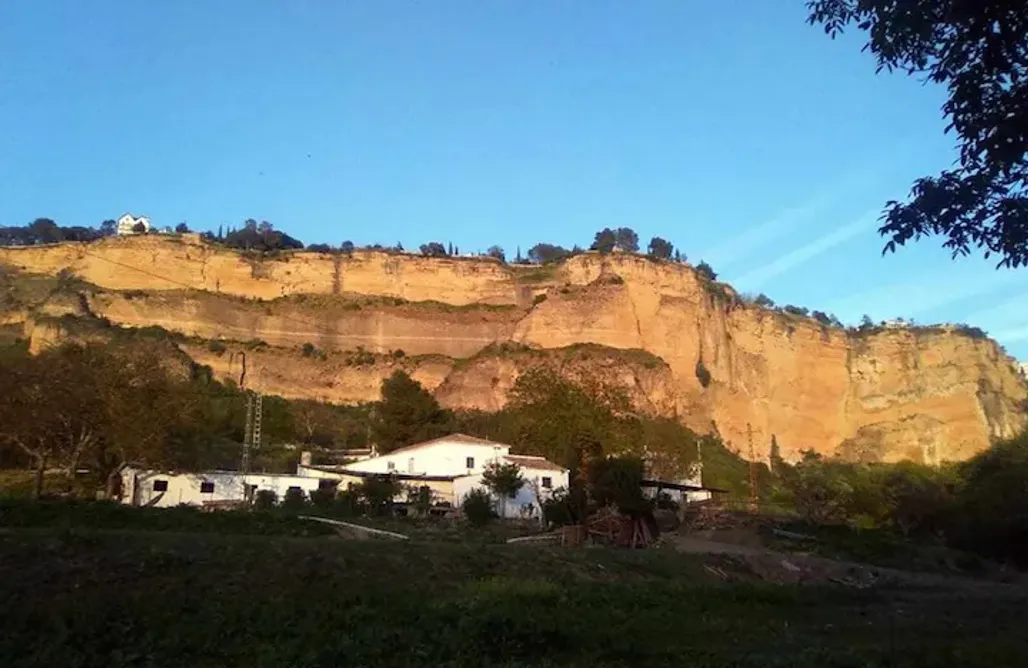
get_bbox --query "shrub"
[282,487,308,511]
[302,342,317,357]
[254,489,278,510]
[532,293,548,305]
[207,340,227,355]
[541,488,578,527]
[333,485,365,517]
[309,486,337,509]
[463,487,495,527]
[406,485,433,516]
[356,475,401,516]
[695,359,712,388]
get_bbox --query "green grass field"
[2,503,1028,667]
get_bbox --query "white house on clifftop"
[116,213,151,235]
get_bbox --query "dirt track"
[669,534,1028,596]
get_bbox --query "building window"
[466,457,475,469]
[200,481,215,494]
[287,486,302,494]
[541,477,552,489]
[387,461,396,472]
[152,480,168,492]
[408,458,415,473]
[318,479,337,490]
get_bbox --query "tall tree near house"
[100,219,117,236]
[807,1,1028,267]
[175,222,190,233]
[482,461,525,519]
[370,370,454,453]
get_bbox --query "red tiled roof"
[503,455,566,472]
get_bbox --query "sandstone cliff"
[1,235,1024,463]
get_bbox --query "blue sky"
[1,1,1026,358]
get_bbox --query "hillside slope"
[2,235,1025,462]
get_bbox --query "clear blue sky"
[2,1,1026,358]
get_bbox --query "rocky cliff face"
[2,235,1024,462]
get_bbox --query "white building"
[119,467,328,509]
[116,213,151,236]
[118,434,569,519]
[298,433,569,518]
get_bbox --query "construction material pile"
[581,506,660,548]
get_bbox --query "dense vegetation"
[807,0,1028,267]
[0,341,374,496]
[764,439,1028,569]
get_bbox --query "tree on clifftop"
[527,243,571,264]
[486,245,506,262]
[614,227,639,253]
[591,228,617,254]
[419,242,447,257]
[370,371,454,453]
[694,261,717,281]
[807,0,1028,267]
[647,236,674,260]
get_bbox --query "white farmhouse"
[119,467,329,509]
[298,433,569,518]
[116,213,151,235]
[118,433,568,519]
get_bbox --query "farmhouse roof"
[503,455,565,472]
[386,433,508,455]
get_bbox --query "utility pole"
[747,423,759,512]
[237,351,262,476]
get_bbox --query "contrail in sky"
[729,209,879,291]
[700,143,916,271]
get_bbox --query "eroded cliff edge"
[2,234,1024,463]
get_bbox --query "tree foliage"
[694,261,717,281]
[0,343,207,497]
[590,228,617,254]
[527,243,572,264]
[647,236,674,260]
[482,461,525,517]
[462,487,495,526]
[370,370,454,453]
[0,218,106,246]
[807,0,1028,267]
[222,219,303,252]
[486,245,506,262]
[614,227,639,253]
[420,242,447,257]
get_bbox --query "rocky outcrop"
[2,235,1024,463]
